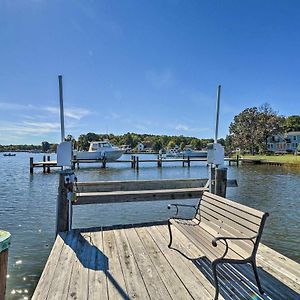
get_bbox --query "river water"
[0,152,299,299]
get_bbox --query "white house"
[267,131,300,153]
[137,142,145,152]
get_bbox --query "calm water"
[0,152,300,299]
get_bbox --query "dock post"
[72,155,76,170]
[47,155,51,173]
[102,157,107,168]
[0,230,11,300]
[157,155,162,168]
[30,157,34,174]
[182,155,185,167]
[136,156,139,171]
[236,154,240,167]
[43,155,46,173]
[56,173,69,234]
[133,156,136,169]
[215,167,227,197]
[187,156,190,167]
[209,166,215,193]
[131,155,134,168]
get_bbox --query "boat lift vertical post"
[214,85,221,143]
[58,75,65,143]
[209,85,221,193]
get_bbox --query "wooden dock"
[32,222,300,300]
[29,155,240,173]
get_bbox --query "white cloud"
[175,123,209,133]
[146,69,175,88]
[175,124,189,131]
[45,106,91,120]
[0,121,60,138]
[0,102,34,110]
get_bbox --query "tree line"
[72,133,218,151]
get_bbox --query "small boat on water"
[73,141,124,161]
[3,153,16,157]
[166,148,181,158]
[182,147,207,157]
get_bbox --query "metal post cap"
[0,230,11,253]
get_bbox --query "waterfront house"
[137,142,145,151]
[267,131,300,153]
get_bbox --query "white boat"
[166,148,181,157]
[182,148,207,157]
[73,141,124,161]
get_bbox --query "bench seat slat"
[199,217,254,255]
[171,219,250,261]
[200,201,260,234]
[201,195,262,226]
[199,205,258,238]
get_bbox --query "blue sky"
[1,0,300,144]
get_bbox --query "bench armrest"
[168,204,197,218]
[212,235,257,259]
[212,235,257,246]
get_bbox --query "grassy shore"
[242,154,300,164]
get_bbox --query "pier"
[31,175,300,299]
[29,155,240,173]
[32,223,300,300]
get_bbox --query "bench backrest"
[196,192,269,256]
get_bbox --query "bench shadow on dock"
[32,222,300,300]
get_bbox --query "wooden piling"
[182,155,185,167]
[136,156,139,171]
[187,156,190,167]
[56,173,69,234]
[102,157,107,168]
[215,167,227,197]
[133,156,136,169]
[43,156,46,173]
[0,230,11,300]
[209,166,215,193]
[236,154,240,167]
[72,155,76,170]
[47,156,51,173]
[157,155,162,168]
[131,155,134,168]
[30,157,34,174]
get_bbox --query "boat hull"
[74,150,124,162]
[182,151,207,158]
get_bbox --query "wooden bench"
[167,191,269,300]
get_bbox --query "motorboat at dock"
[73,141,124,162]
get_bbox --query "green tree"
[257,103,284,153]
[190,139,203,150]
[41,141,50,152]
[167,140,176,149]
[228,104,283,154]
[179,142,186,150]
[152,140,163,151]
[284,115,300,132]
[229,107,260,154]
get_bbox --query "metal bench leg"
[251,260,264,294]
[167,220,173,248]
[212,261,220,300]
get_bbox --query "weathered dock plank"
[33,223,300,300]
